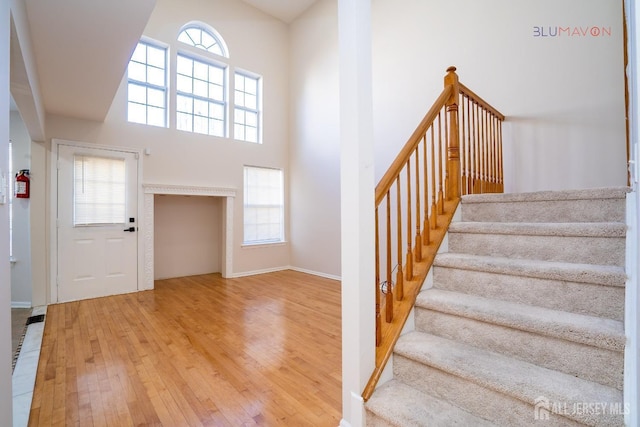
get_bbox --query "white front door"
[56,144,139,302]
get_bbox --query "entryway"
[53,140,142,302]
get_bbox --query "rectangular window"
[243,166,284,244]
[74,155,126,226]
[234,72,260,143]
[176,54,226,137]
[127,41,167,127]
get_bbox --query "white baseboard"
[227,266,342,281]
[289,266,341,281]
[226,266,290,278]
[11,301,31,309]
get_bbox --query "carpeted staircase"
[365,187,629,426]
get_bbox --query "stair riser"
[448,233,625,266]
[415,308,623,390]
[461,199,626,223]
[394,355,588,426]
[433,266,625,321]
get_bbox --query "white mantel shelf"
[143,183,237,198]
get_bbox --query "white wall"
[153,195,222,279]
[288,0,627,281]
[8,0,46,142]
[371,0,626,193]
[289,0,341,278]
[29,140,47,306]
[290,1,629,425]
[10,0,48,307]
[10,111,32,306]
[624,0,639,423]
[1,0,13,423]
[42,0,291,283]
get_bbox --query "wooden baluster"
[430,125,438,229]
[405,162,413,280]
[466,96,472,195]
[444,110,449,198]
[414,147,422,262]
[460,93,467,196]
[492,114,498,192]
[468,98,474,194]
[485,112,490,192]
[375,206,381,346]
[478,107,483,192]
[437,112,445,214]
[498,119,504,192]
[487,111,496,193]
[478,106,487,193]
[445,66,460,201]
[473,102,481,194]
[422,134,430,245]
[486,110,491,192]
[385,191,393,322]
[484,109,489,192]
[395,177,404,301]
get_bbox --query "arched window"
[129,22,262,143]
[178,24,228,58]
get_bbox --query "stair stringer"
[371,202,463,395]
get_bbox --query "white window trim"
[175,52,228,137]
[178,21,229,58]
[127,38,169,127]
[243,165,285,245]
[234,70,262,144]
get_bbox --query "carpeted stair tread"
[434,253,626,288]
[460,188,629,223]
[461,187,630,204]
[416,289,624,352]
[395,332,623,426]
[448,221,627,237]
[365,379,496,426]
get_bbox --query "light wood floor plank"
[29,270,342,426]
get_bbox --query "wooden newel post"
[445,66,460,201]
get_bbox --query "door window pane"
[74,155,126,225]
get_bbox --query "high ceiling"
[21,0,156,122]
[12,0,317,127]
[240,0,317,23]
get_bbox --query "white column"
[338,0,375,426]
[0,0,13,424]
[624,1,640,424]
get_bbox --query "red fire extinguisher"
[15,169,30,199]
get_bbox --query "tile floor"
[11,308,30,367]
[11,306,46,427]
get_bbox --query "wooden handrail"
[375,87,452,206]
[363,66,505,401]
[459,82,505,121]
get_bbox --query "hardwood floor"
[28,270,342,426]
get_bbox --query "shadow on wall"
[504,112,627,192]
